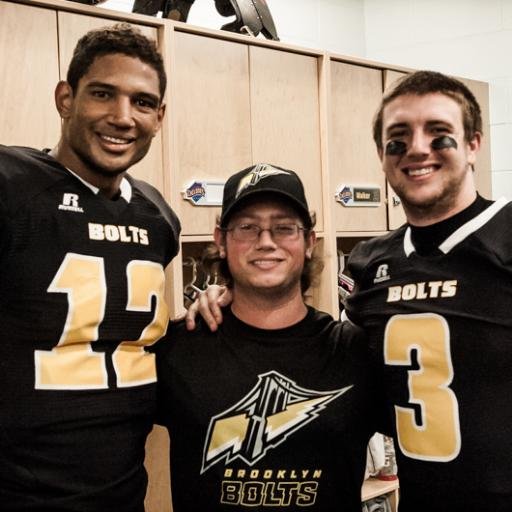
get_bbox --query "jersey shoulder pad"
[474,199,512,264]
[347,226,406,278]
[127,175,181,235]
[127,175,181,261]
[0,145,69,211]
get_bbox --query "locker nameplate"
[182,180,225,206]
[335,184,381,207]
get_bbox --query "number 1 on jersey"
[384,313,461,462]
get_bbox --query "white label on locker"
[335,184,381,207]
[182,181,225,206]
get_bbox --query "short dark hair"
[202,211,323,297]
[67,23,166,101]
[373,70,482,150]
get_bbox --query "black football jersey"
[0,146,180,511]
[346,198,512,512]
[154,307,382,511]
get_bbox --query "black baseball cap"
[220,163,312,228]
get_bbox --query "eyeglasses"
[223,223,307,242]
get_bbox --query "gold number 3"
[384,313,461,461]
[34,253,168,390]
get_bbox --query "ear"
[467,131,482,166]
[153,102,166,136]
[214,227,226,258]
[305,230,316,259]
[54,81,74,119]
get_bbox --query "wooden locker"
[0,1,60,148]
[458,77,492,199]
[249,46,324,232]
[330,61,387,233]
[172,31,252,236]
[383,69,408,231]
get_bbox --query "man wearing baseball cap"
[154,164,381,511]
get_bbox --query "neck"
[406,175,477,227]
[231,287,307,329]
[49,143,123,199]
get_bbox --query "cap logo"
[235,164,289,198]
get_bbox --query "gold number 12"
[35,252,167,390]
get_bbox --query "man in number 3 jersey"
[0,24,180,511]
[345,71,512,511]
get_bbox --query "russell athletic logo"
[373,263,390,283]
[201,371,351,473]
[58,193,84,213]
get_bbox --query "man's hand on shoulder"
[182,285,232,332]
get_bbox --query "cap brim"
[220,188,311,228]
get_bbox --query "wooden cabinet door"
[0,2,60,148]
[330,61,386,232]
[383,69,408,230]
[249,46,324,231]
[173,31,252,235]
[57,12,163,190]
[458,77,492,199]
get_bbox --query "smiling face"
[214,199,315,302]
[380,92,481,226]
[54,53,164,194]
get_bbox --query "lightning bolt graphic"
[201,371,352,473]
[265,392,350,441]
[205,414,250,461]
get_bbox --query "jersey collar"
[404,197,510,256]
[65,167,132,203]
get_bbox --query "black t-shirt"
[347,196,512,512]
[155,306,382,511]
[0,145,180,512]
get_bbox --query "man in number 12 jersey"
[0,24,180,511]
